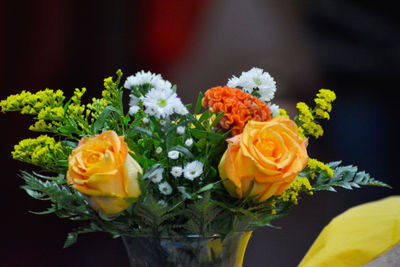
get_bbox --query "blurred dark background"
[0,1,398,266]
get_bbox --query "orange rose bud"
[67,131,142,214]
[219,117,309,202]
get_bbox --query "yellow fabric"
[299,196,400,267]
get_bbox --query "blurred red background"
[1,1,398,266]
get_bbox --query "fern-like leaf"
[312,163,391,191]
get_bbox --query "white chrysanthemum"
[183,160,204,181]
[227,67,277,102]
[184,138,193,147]
[128,95,141,115]
[173,101,189,116]
[176,126,185,135]
[168,150,180,160]
[124,70,164,89]
[153,79,172,91]
[268,103,280,117]
[129,95,139,106]
[142,87,187,119]
[148,168,164,183]
[142,117,149,124]
[170,166,183,177]
[129,106,140,115]
[159,181,173,195]
[156,147,163,154]
[227,75,241,88]
[177,186,192,200]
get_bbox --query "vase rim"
[122,231,252,239]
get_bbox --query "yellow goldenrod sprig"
[314,89,336,120]
[296,89,336,139]
[0,89,65,115]
[102,69,123,104]
[276,108,289,119]
[306,158,334,179]
[12,135,72,170]
[270,177,313,214]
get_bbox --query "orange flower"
[202,86,272,135]
[67,131,142,214]
[219,117,309,202]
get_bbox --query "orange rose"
[67,131,142,214]
[219,117,308,202]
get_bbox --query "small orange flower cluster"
[202,86,272,135]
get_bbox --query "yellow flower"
[296,89,336,139]
[67,131,142,214]
[12,135,70,168]
[0,89,64,115]
[296,102,324,138]
[307,158,334,178]
[219,117,309,202]
[277,108,289,119]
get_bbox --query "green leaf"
[198,110,213,123]
[63,98,73,114]
[164,118,196,137]
[64,232,78,248]
[23,188,48,200]
[57,125,82,135]
[93,106,121,133]
[127,126,156,139]
[61,140,78,148]
[190,128,224,141]
[211,112,224,128]
[29,206,56,215]
[170,145,194,159]
[123,197,140,204]
[195,92,203,115]
[141,164,163,180]
[312,163,391,191]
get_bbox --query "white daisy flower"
[142,87,187,119]
[227,75,241,88]
[168,150,180,160]
[177,186,192,200]
[160,119,166,126]
[145,105,158,117]
[124,70,164,89]
[173,101,189,116]
[183,161,204,181]
[153,79,172,91]
[155,147,163,154]
[227,67,277,102]
[176,126,185,135]
[147,168,164,183]
[129,95,139,106]
[159,181,173,195]
[128,95,141,115]
[142,117,149,124]
[185,138,193,147]
[170,166,183,177]
[129,106,140,115]
[268,103,280,117]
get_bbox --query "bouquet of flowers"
[1,68,389,252]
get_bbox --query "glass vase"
[122,232,252,267]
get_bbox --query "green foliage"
[20,171,91,220]
[312,161,391,192]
